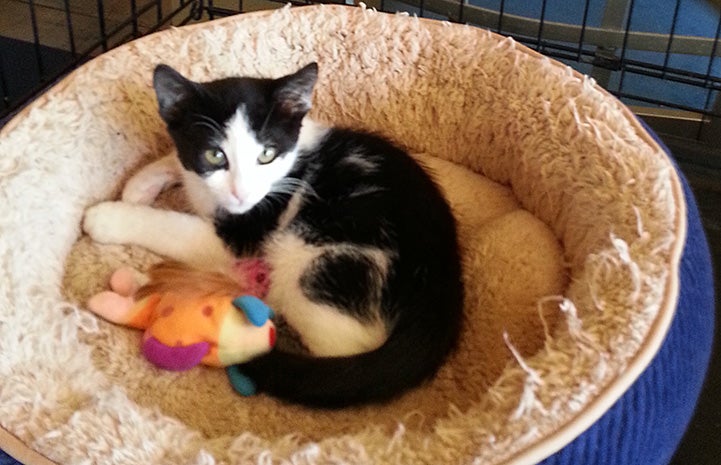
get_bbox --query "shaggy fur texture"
[0,5,683,465]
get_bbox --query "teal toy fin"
[226,365,257,396]
[232,295,274,327]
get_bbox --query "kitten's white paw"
[83,201,136,245]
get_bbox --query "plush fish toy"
[87,259,275,396]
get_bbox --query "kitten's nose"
[231,185,248,203]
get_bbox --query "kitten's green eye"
[257,146,278,165]
[203,148,227,167]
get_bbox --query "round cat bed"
[0,5,714,465]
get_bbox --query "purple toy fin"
[142,336,209,371]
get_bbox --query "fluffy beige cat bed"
[0,5,685,465]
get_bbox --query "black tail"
[239,307,462,408]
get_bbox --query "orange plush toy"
[87,259,276,379]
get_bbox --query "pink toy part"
[230,258,271,298]
[86,291,136,325]
[109,267,142,296]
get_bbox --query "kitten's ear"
[153,64,196,123]
[273,62,318,116]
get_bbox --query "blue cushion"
[0,449,19,465]
[541,126,715,465]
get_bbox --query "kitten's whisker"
[272,177,318,199]
[257,192,287,215]
[259,103,277,135]
[192,120,222,138]
[270,182,297,195]
[191,113,225,139]
[195,113,223,132]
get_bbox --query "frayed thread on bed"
[504,331,547,420]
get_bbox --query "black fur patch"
[214,194,291,255]
[300,250,384,321]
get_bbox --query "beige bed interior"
[0,5,684,465]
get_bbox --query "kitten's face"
[152,64,318,216]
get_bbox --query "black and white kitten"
[83,63,463,407]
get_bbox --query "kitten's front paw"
[83,201,135,245]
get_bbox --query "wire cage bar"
[0,0,203,123]
[1,0,720,149]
